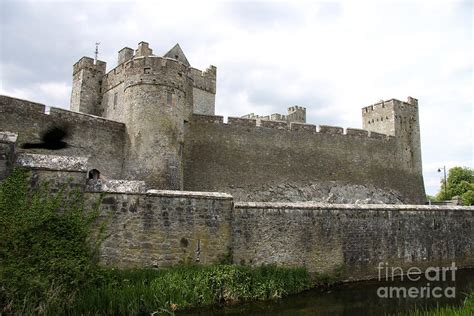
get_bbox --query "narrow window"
[113,92,118,109]
[167,92,173,106]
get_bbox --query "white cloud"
[38,82,70,104]
[0,81,71,109]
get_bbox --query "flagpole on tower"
[94,42,100,64]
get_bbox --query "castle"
[241,106,307,124]
[1,41,425,204]
[1,41,473,279]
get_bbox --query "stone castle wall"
[88,190,233,268]
[0,96,125,178]
[233,202,474,279]
[183,114,425,204]
[6,153,473,281]
[1,94,425,203]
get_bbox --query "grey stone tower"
[362,97,424,199]
[69,41,216,190]
[70,57,106,115]
[121,43,194,189]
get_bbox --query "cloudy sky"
[0,0,472,195]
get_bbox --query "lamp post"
[438,166,447,199]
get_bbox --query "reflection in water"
[179,269,474,316]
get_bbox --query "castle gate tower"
[121,42,193,189]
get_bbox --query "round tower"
[121,54,193,189]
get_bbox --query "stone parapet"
[16,153,88,172]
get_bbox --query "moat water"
[179,268,474,316]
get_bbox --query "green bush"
[0,168,101,314]
[436,167,474,205]
[0,168,312,315]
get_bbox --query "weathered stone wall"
[0,95,125,179]
[0,132,17,180]
[189,66,216,115]
[362,100,397,136]
[3,155,473,282]
[192,88,215,115]
[232,202,474,280]
[14,153,88,192]
[100,61,127,122]
[86,190,233,268]
[183,114,425,204]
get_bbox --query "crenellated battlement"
[228,117,257,127]
[243,105,306,124]
[288,105,305,112]
[191,113,224,124]
[189,114,393,142]
[318,125,343,135]
[120,56,191,93]
[189,66,217,93]
[260,120,287,129]
[290,122,315,133]
[362,97,418,113]
[346,128,368,137]
[72,57,106,76]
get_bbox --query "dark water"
[179,269,474,316]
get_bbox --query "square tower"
[70,57,106,115]
[362,97,422,174]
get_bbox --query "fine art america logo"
[376,262,457,299]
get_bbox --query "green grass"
[395,291,474,316]
[71,264,311,315]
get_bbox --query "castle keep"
[1,40,424,203]
[1,41,473,279]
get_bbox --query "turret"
[287,106,306,123]
[118,47,134,65]
[121,42,194,189]
[70,57,106,115]
[362,97,423,175]
[189,66,217,115]
[135,41,153,57]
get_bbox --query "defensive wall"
[183,114,425,204]
[1,95,425,203]
[2,148,472,281]
[0,95,125,178]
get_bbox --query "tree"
[436,166,474,205]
